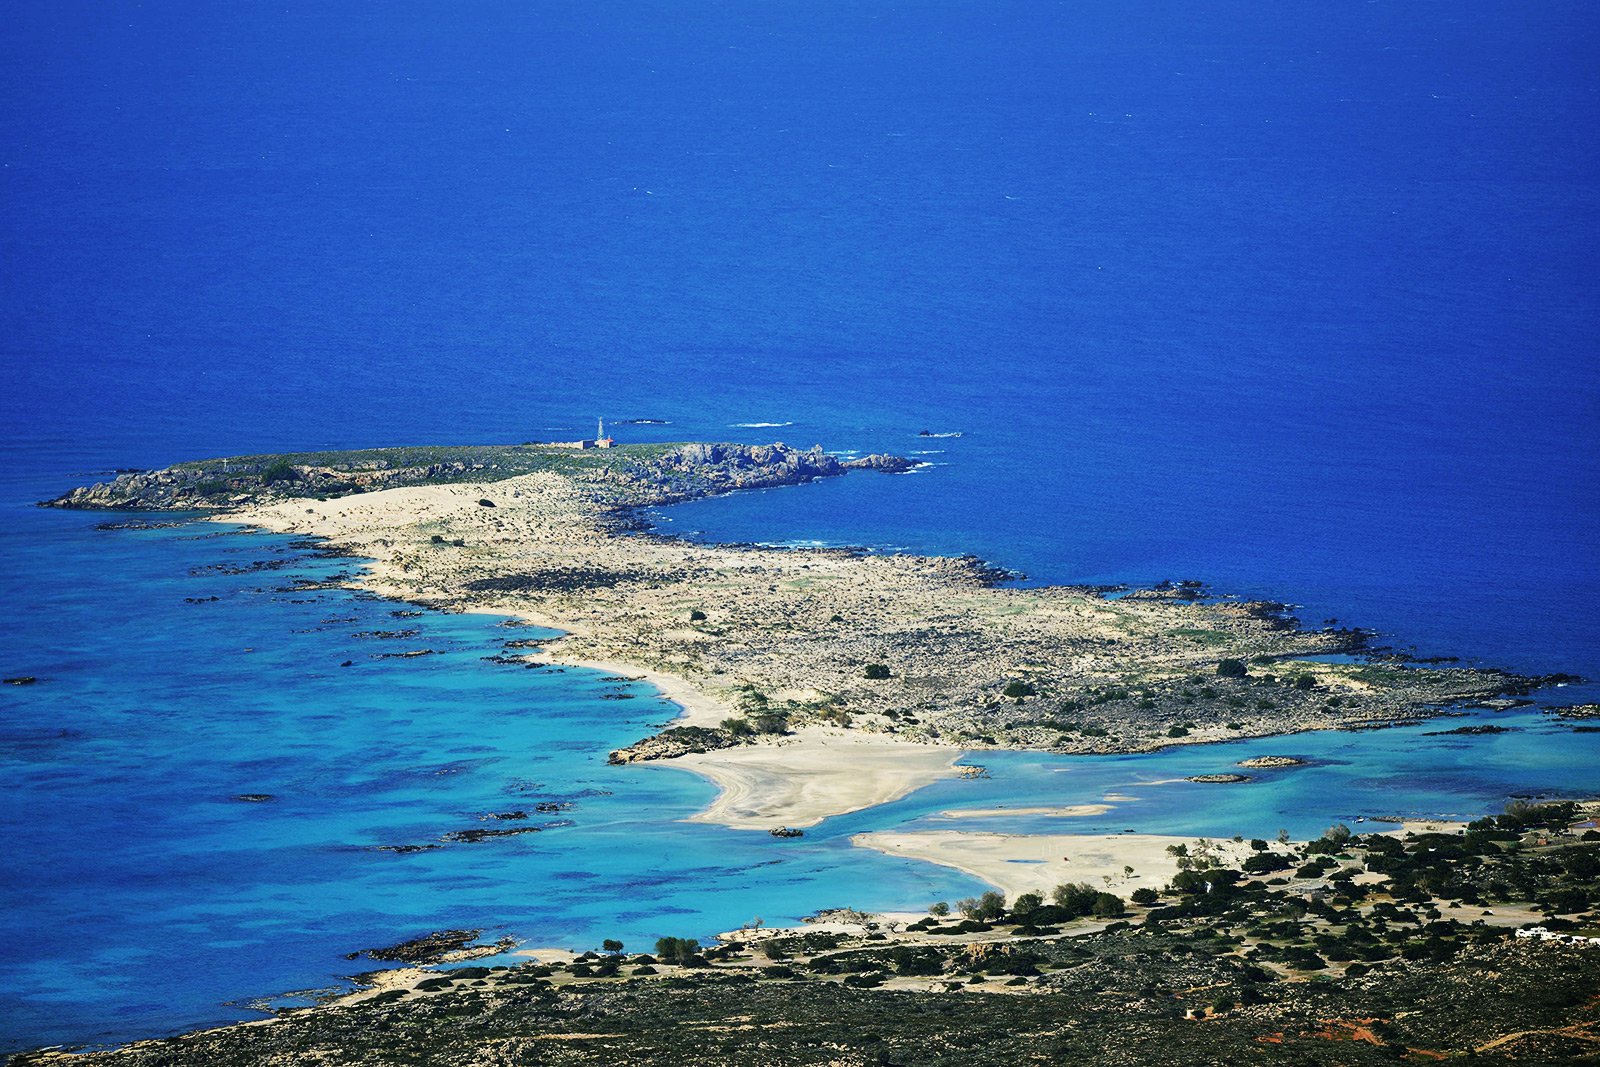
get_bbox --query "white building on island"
[548,418,615,449]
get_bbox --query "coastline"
[15,447,1600,1062]
[146,446,1555,841]
[25,801,1600,1066]
[542,655,732,731]
[207,491,970,831]
[852,830,1256,900]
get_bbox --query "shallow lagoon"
[0,516,979,1051]
[3,511,1596,1052]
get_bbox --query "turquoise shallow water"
[2,500,1596,1052]
[3,0,1597,1053]
[0,510,987,1050]
[828,708,1600,843]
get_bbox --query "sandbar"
[674,728,963,829]
[935,804,1115,819]
[852,830,1256,899]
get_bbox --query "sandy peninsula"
[51,442,1537,834]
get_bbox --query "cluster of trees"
[653,937,704,967]
[1490,799,1579,832]
[933,883,1127,928]
[956,891,1007,921]
[1303,823,1354,855]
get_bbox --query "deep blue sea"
[2,0,1597,1053]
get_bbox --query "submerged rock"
[440,826,541,844]
[373,844,443,854]
[1550,703,1600,720]
[95,519,187,531]
[1185,773,1253,784]
[1236,756,1305,769]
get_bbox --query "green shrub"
[1216,659,1248,678]
[863,664,891,680]
[1244,853,1290,875]
[1002,680,1036,699]
[259,459,297,485]
[1050,882,1100,917]
[1091,893,1126,918]
[1283,947,1327,970]
[749,710,789,735]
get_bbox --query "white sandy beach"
[547,655,733,730]
[852,830,1257,899]
[675,728,963,829]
